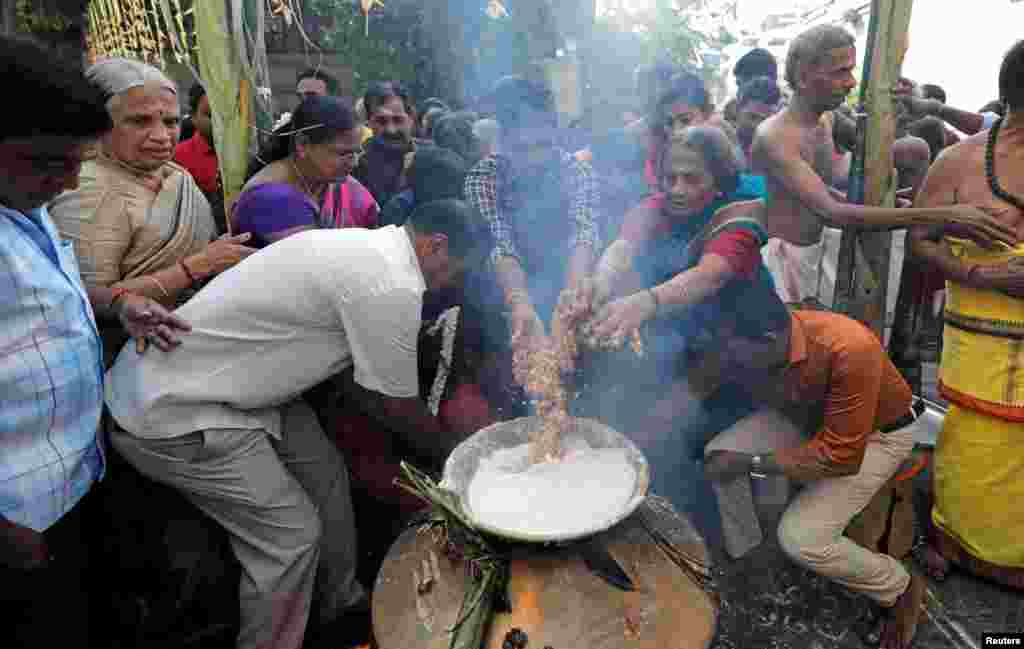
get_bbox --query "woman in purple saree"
[233,96,378,247]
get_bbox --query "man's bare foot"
[918,543,950,581]
[879,570,926,649]
[854,606,884,647]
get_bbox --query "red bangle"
[179,259,198,284]
[109,287,132,311]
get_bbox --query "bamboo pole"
[225,76,251,230]
[196,0,254,232]
[833,0,914,338]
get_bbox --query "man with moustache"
[353,80,426,207]
[752,25,1016,305]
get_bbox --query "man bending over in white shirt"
[104,198,493,649]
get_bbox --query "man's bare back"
[753,109,837,246]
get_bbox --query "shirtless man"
[752,24,1015,305]
[907,40,1024,591]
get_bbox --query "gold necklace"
[290,157,324,204]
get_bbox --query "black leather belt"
[880,397,925,433]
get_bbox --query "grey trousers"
[111,399,364,649]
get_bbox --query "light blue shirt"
[0,204,105,531]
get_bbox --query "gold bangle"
[505,288,530,307]
[147,275,170,298]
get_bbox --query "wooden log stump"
[372,496,717,649]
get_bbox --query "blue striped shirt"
[0,204,105,531]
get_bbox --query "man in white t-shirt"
[105,199,491,649]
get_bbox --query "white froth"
[467,438,637,538]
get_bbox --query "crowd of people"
[2,21,1023,649]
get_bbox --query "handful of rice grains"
[511,287,592,464]
[512,287,646,464]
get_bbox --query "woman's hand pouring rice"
[590,289,657,341]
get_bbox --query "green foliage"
[17,0,73,35]
[307,0,423,98]
[593,0,731,81]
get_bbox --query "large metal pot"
[442,416,650,544]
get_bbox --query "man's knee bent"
[777,512,834,566]
[270,500,323,563]
[296,506,324,551]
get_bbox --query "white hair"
[86,57,177,113]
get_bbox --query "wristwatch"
[750,454,767,479]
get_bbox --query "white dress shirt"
[106,225,425,439]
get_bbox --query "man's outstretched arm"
[754,132,1016,245]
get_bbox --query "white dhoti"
[764,229,905,343]
[762,229,840,306]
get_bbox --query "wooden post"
[833,0,914,338]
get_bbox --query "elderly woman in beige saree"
[49,58,254,363]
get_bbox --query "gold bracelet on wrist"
[505,288,530,307]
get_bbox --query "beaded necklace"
[985,117,1024,211]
